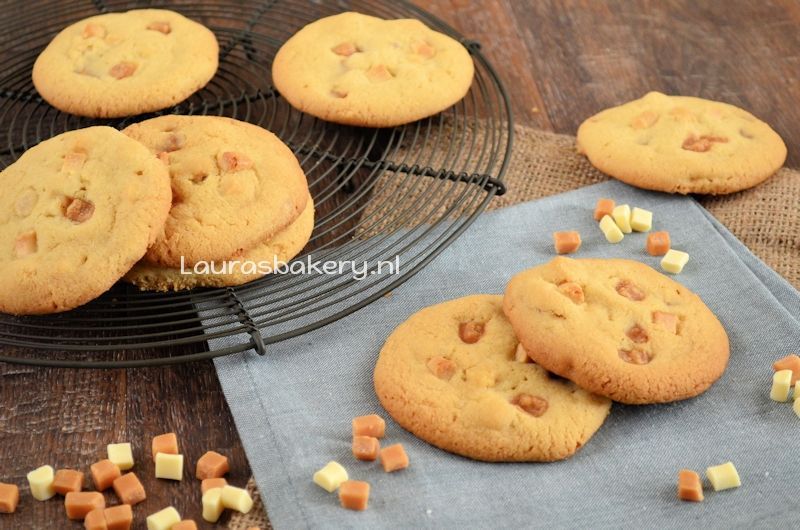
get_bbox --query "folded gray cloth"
[213,180,800,529]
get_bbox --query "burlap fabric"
[228,123,798,528]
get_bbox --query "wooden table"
[2,1,797,528]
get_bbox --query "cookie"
[125,195,314,291]
[576,91,787,194]
[272,12,475,127]
[0,126,171,315]
[503,257,730,404]
[374,295,611,462]
[122,115,309,268]
[32,9,218,118]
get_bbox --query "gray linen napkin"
[213,180,800,529]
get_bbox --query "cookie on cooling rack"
[374,294,612,462]
[32,9,218,118]
[122,115,309,269]
[503,257,730,404]
[576,91,787,194]
[125,195,314,291]
[0,127,171,315]
[272,11,475,127]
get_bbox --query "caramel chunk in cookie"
[616,279,645,301]
[147,21,171,34]
[108,61,137,80]
[558,282,584,304]
[427,356,456,380]
[459,321,485,344]
[512,394,548,417]
[63,197,95,223]
[14,231,37,257]
[332,42,357,56]
[219,152,254,172]
[681,134,728,153]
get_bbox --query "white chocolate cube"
[706,462,741,491]
[107,443,134,471]
[313,461,348,493]
[599,215,624,244]
[146,506,181,530]
[793,397,800,419]
[612,204,632,233]
[661,249,689,274]
[27,465,55,501]
[202,487,224,523]
[221,485,254,514]
[630,207,653,232]
[771,369,793,402]
[155,453,183,481]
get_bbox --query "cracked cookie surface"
[0,126,171,314]
[272,11,474,127]
[122,115,309,268]
[124,195,314,291]
[576,91,786,194]
[32,9,218,118]
[503,257,730,404]
[374,294,611,462]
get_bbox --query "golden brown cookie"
[125,195,314,291]
[503,257,730,404]
[577,92,786,194]
[0,126,171,315]
[32,9,218,118]
[272,12,474,127]
[122,115,309,268]
[374,295,612,462]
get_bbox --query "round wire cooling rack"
[0,0,512,368]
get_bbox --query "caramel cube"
[646,231,671,256]
[379,444,409,472]
[352,436,380,461]
[91,460,121,492]
[196,451,229,480]
[104,504,133,530]
[152,433,179,460]
[53,469,84,495]
[352,414,386,438]
[339,480,370,511]
[172,521,198,530]
[65,491,105,520]
[201,477,227,494]
[84,508,107,530]
[553,231,581,255]
[0,482,19,513]
[593,198,615,221]
[677,469,704,502]
[112,473,146,506]
[773,354,800,385]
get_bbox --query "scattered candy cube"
[27,465,56,501]
[107,443,134,471]
[630,207,653,232]
[313,461,348,493]
[0,482,19,513]
[771,369,793,402]
[677,469,704,502]
[553,231,582,254]
[380,444,409,473]
[772,354,800,385]
[599,215,624,243]
[646,231,671,256]
[201,487,224,523]
[706,462,741,491]
[155,453,184,481]
[221,485,254,514]
[612,204,632,233]
[339,480,370,511]
[352,414,385,438]
[146,506,180,530]
[661,249,689,274]
[593,198,615,221]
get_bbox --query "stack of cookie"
[374,256,730,462]
[0,114,312,314]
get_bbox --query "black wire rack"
[0,0,512,368]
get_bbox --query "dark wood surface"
[1,1,798,528]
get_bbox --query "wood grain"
[419,0,800,167]
[2,1,799,529]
